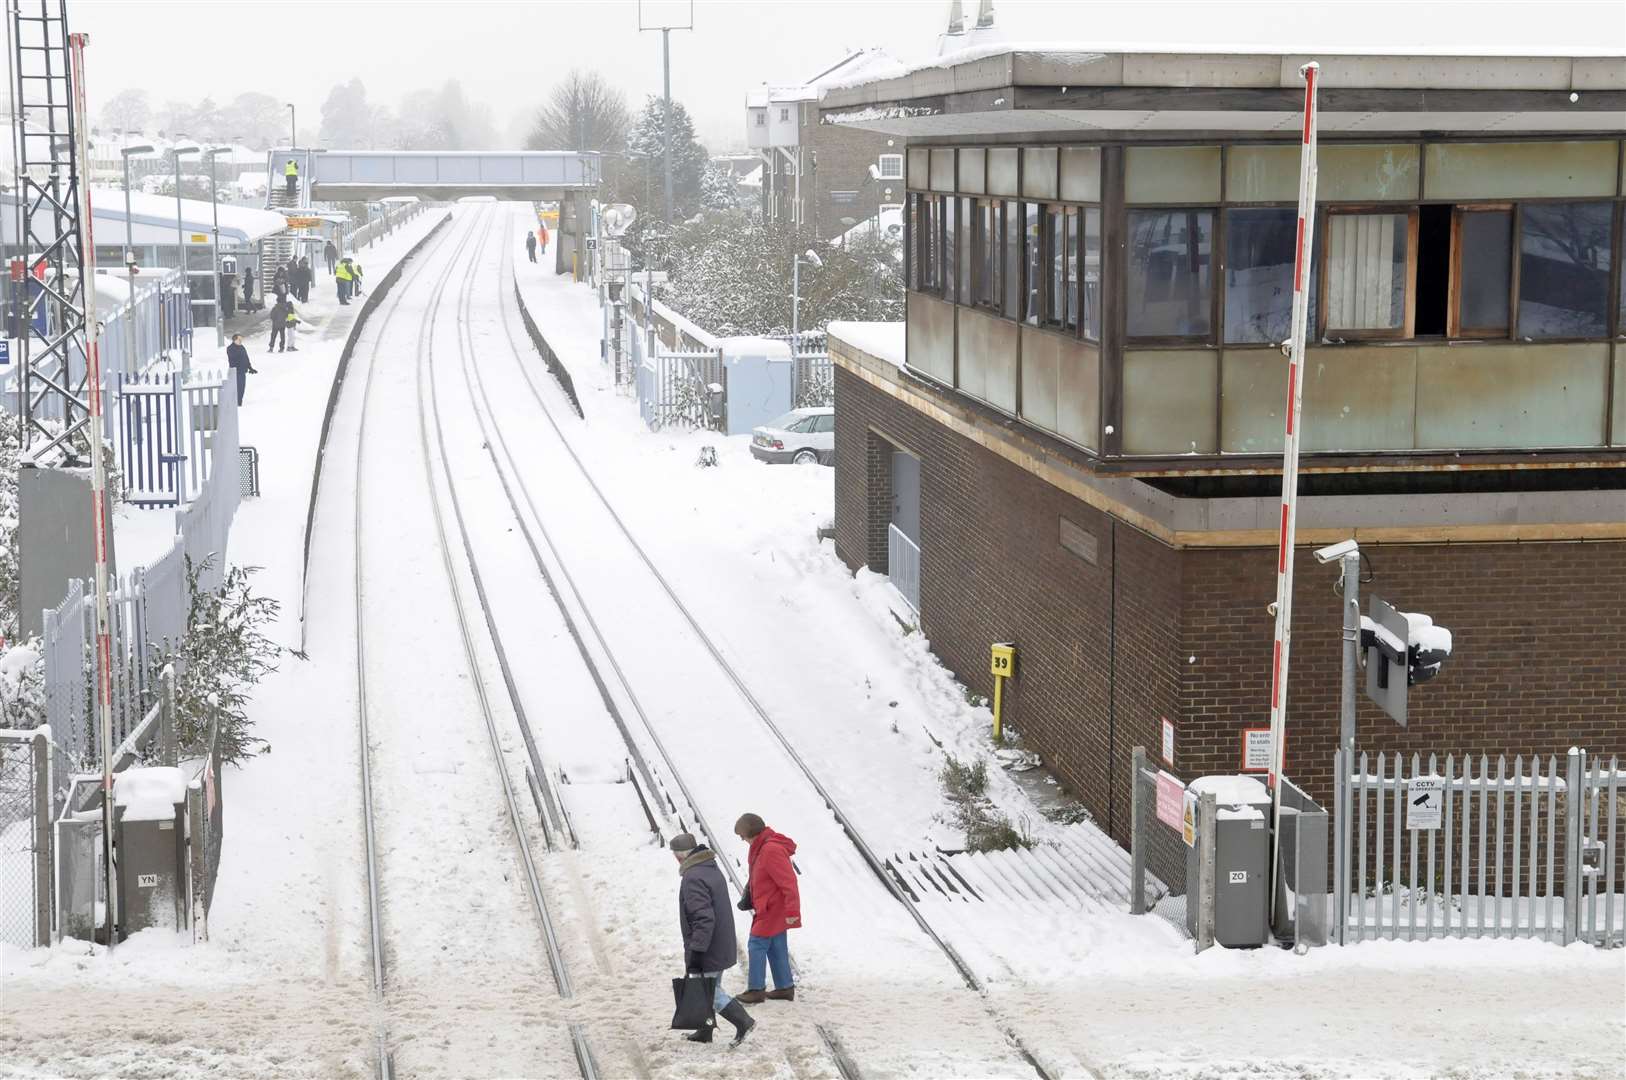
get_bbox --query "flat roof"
[820,47,1626,138]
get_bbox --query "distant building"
[821,45,1626,850]
[746,49,904,240]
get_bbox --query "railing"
[1333,747,1622,947]
[117,368,236,507]
[887,523,920,614]
[636,347,725,432]
[342,200,426,254]
[42,376,239,772]
[0,727,52,948]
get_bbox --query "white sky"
[74,0,1626,153]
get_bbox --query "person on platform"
[324,239,338,275]
[284,158,299,197]
[226,334,256,405]
[335,257,354,305]
[292,257,312,303]
[350,261,365,297]
[268,297,289,352]
[671,832,756,1049]
[525,230,537,263]
[538,221,550,254]
[241,264,255,305]
[283,299,301,352]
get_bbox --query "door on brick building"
[889,450,921,612]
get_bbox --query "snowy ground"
[3,204,1621,1080]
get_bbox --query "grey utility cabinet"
[1185,775,1272,947]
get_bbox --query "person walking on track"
[226,334,256,405]
[732,813,800,1004]
[672,832,756,1048]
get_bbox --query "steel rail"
[486,208,1055,1080]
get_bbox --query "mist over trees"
[525,70,629,155]
[96,78,498,150]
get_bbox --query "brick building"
[746,50,905,241]
[820,47,1626,854]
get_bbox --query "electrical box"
[1184,775,1271,947]
[113,767,189,935]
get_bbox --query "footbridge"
[301,150,601,202]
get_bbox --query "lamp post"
[203,147,229,347]
[170,143,200,375]
[120,143,155,378]
[790,248,821,340]
[286,103,296,149]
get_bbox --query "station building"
[820,48,1626,847]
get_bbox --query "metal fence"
[1334,748,1621,946]
[0,728,52,948]
[186,716,225,941]
[887,524,920,614]
[42,377,238,773]
[785,332,834,408]
[637,347,725,432]
[342,200,426,253]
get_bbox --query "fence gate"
[0,730,52,948]
[117,373,185,506]
[1333,748,1622,947]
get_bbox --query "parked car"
[750,407,834,465]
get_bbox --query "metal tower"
[7,0,92,464]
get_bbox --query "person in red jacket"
[732,813,799,1003]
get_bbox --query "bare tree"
[100,87,150,133]
[526,69,629,154]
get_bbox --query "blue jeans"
[701,971,733,1010]
[747,932,792,991]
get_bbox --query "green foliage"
[155,559,280,765]
[939,753,1032,853]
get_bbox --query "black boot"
[719,999,755,1049]
[684,1019,714,1043]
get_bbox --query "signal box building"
[820,49,1626,849]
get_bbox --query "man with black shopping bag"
[672,832,756,1048]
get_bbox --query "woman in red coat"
[732,812,799,1003]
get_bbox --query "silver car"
[749,407,834,466]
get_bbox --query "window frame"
[1512,198,1617,343]
[1317,205,1419,342]
[1447,203,1515,340]
[1125,204,1220,345]
[971,197,1001,311]
[877,153,904,181]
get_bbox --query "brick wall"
[834,362,1626,890]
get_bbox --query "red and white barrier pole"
[1267,61,1319,923]
[68,30,119,952]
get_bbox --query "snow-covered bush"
[0,641,47,731]
[152,559,280,765]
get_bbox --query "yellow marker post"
[989,642,1016,741]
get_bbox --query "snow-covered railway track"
[442,205,1063,1078]
[348,207,600,1079]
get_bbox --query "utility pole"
[170,142,199,376]
[204,146,227,348]
[637,1,692,227]
[121,143,154,373]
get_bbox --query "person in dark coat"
[272,262,289,301]
[732,813,801,1003]
[268,297,289,352]
[241,264,255,305]
[672,832,755,1048]
[294,257,312,302]
[524,230,537,263]
[323,239,338,275]
[226,334,256,405]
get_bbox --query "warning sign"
[1182,790,1197,848]
[1407,776,1444,830]
[1155,771,1184,831]
[1241,728,1272,772]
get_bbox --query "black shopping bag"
[670,974,716,1030]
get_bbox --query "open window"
[1447,206,1513,338]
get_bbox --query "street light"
[203,146,230,347]
[285,103,296,149]
[170,142,200,375]
[119,143,155,380]
[791,248,822,339]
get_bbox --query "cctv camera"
[1313,538,1359,564]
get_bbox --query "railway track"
[444,204,1061,1078]
[346,207,599,1079]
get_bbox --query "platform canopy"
[2,189,288,250]
[303,150,600,201]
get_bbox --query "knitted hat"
[668,832,698,853]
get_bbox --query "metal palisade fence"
[1333,748,1622,947]
[42,374,239,773]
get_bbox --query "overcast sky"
[74,0,1626,153]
